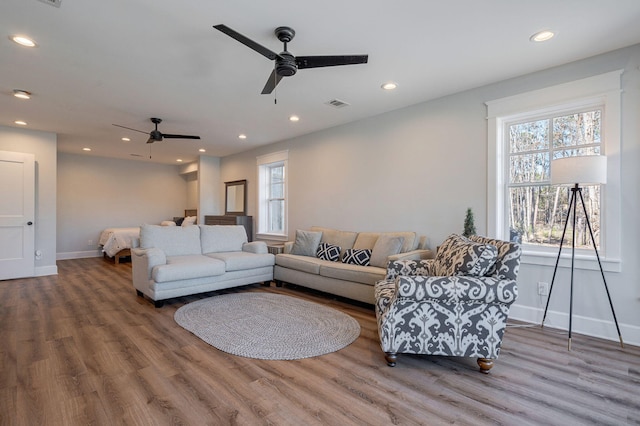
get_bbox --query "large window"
[486,71,622,270]
[507,109,602,249]
[257,150,288,240]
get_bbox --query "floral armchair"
[374,234,521,373]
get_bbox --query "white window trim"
[256,150,288,241]
[486,70,622,272]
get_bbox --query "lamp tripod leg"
[577,190,624,348]
[568,187,578,351]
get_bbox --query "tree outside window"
[508,110,602,249]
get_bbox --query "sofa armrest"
[242,241,268,254]
[385,259,435,279]
[131,247,166,281]
[395,275,518,305]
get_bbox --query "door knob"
[27,221,33,225]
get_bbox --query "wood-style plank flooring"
[1,258,639,425]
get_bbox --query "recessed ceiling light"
[199,148,206,152]
[14,120,27,126]
[10,35,37,47]
[289,115,300,122]
[83,147,91,151]
[238,134,247,139]
[176,159,183,162]
[381,82,398,90]
[121,137,130,142]
[13,90,31,99]
[530,30,555,42]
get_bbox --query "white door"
[0,151,35,280]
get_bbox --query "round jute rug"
[174,292,361,360]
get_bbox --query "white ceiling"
[2,0,640,164]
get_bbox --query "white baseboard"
[35,265,58,276]
[510,303,639,347]
[57,250,102,260]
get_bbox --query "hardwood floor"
[1,258,639,425]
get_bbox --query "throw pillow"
[370,235,405,268]
[342,249,372,266]
[433,234,498,277]
[182,216,197,226]
[316,242,341,262]
[290,230,323,257]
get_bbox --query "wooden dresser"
[204,215,253,242]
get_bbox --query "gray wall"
[56,153,189,258]
[219,45,640,345]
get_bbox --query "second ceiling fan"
[213,24,368,94]
[113,118,200,144]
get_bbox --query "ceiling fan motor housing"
[276,52,297,76]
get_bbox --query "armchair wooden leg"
[477,358,494,374]
[384,352,397,367]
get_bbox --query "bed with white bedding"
[99,227,141,263]
[99,210,197,264]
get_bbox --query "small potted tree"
[463,207,476,237]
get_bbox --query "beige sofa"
[132,224,274,307]
[274,226,434,304]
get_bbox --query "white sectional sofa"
[274,226,434,305]
[132,224,274,307]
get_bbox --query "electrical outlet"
[538,282,549,296]
[88,239,93,246]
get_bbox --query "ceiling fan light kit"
[213,24,368,95]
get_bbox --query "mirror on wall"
[225,180,247,216]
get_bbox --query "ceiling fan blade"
[296,55,369,69]
[261,69,284,94]
[161,134,201,140]
[112,124,148,134]
[146,136,155,144]
[214,24,281,61]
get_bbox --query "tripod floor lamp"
[541,155,624,350]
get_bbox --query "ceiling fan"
[112,118,201,144]
[213,24,368,94]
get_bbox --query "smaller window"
[257,151,288,239]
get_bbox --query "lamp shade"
[551,155,607,186]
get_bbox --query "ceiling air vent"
[37,0,62,7]
[326,99,350,109]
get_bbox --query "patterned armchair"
[374,234,521,373]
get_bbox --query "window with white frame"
[257,150,288,239]
[507,108,602,249]
[486,71,622,270]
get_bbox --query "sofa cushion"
[275,253,323,274]
[319,262,386,286]
[290,230,323,257]
[353,232,380,250]
[200,225,247,254]
[469,235,521,280]
[152,255,225,282]
[342,249,372,266]
[140,224,201,257]
[316,242,341,262]
[206,251,275,271]
[433,234,498,277]
[310,227,358,255]
[385,232,417,253]
[370,235,405,268]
